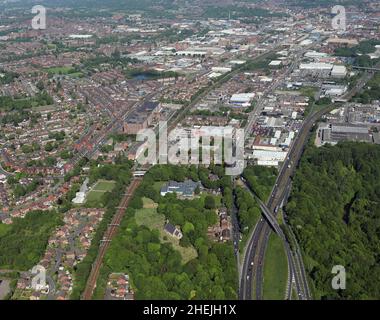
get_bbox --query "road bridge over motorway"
[352,66,380,72]
[240,178,284,237]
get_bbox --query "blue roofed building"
[160,180,202,198]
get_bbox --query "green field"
[262,233,288,300]
[68,72,84,78]
[86,180,116,205]
[300,86,317,99]
[135,197,198,264]
[0,224,10,237]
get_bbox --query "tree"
[36,80,44,91]
[183,221,195,234]
[204,195,216,209]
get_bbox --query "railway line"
[82,177,142,300]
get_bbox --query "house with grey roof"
[160,180,202,198]
[164,223,183,240]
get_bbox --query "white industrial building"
[280,131,295,148]
[208,72,223,79]
[322,84,348,97]
[212,66,232,74]
[176,50,207,57]
[304,51,329,59]
[262,117,285,128]
[72,178,89,204]
[252,145,282,152]
[269,60,282,67]
[230,93,255,105]
[300,63,333,71]
[229,60,246,66]
[251,150,288,162]
[257,160,279,167]
[300,63,347,78]
[331,65,347,78]
[270,138,278,145]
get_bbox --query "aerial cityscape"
[0,0,380,308]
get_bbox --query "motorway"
[240,104,336,301]
[239,43,318,300]
[239,65,378,301]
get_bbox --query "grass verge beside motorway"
[262,233,288,300]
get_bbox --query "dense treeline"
[0,92,54,125]
[0,70,19,84]
[243,166,278,201]
[335,40,380,57]
[235,186,261,235]
[234,166,277,243]
[334,39,380,68]
[285,142,380,299]
[124,69,180,80]
[81,55,137,71]
[0,92,53,112]
[93,164,238,300]
[0,211,63,270]
[353,73,380,104]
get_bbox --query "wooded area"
[93,164,238,300]
[285,142,380,299]
[0,211,62,270]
